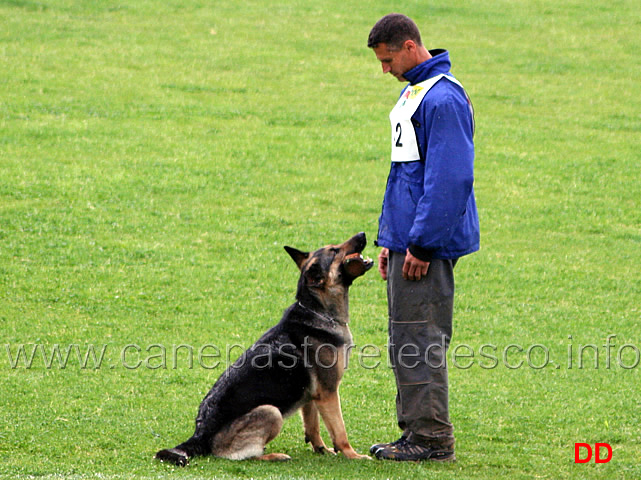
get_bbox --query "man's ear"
[284,246,309,270]
[403,39,417,53]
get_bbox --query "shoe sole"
[429,453,456,463]
[374,452,456,463]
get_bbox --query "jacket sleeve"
[408,83,475,261]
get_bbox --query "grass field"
[1,0,640,478]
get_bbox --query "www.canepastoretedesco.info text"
[4,335,639,371]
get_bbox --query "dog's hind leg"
[212,405,290,461]
[302,402,333,454]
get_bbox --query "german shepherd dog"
[155,232,373,465]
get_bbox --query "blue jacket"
[376,50,480,260]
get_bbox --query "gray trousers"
[387,251,456,449]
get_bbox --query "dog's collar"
[295,302,348,327]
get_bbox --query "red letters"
[575,443,592,463]
[595,443,613,463]
[575,443,612,464]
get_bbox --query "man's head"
[368,13,423,50]
[368,13,431,82]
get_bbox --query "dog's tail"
[155,436,209,467]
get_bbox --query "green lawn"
[1,0,640,479]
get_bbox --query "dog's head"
[284,233,373,309]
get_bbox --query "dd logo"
[574,443,612,464]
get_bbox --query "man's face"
[372,42,415,82]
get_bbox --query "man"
[367,14,479,462]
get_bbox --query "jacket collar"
[403,49,451,86]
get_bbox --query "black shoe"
[373,437,456,462]
[369,435,407,455]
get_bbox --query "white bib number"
[389,74,466,163]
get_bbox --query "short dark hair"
[367,13,423,50]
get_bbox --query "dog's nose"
[352,232,367,249]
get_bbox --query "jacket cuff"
[408,244,435,262]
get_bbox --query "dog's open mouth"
[343,252,374,277]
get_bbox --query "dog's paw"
[313,445,337,455]
[155,448,189,467]
[353,453,373,460]
[341,448,372,460]
[258,453,291,462]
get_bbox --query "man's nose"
[382,63,391,74]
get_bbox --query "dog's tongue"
[343,253,373,277]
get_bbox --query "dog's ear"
[284,246,309,270]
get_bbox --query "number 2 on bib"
[394,123,403,147]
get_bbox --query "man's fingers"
[402,259,410,279]
[420,262,429,277]
[379,262,388,280]
[378,249,389,280]
[402,251,430,281]
[402,259,417,281]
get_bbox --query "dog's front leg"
[314,390,371,460]
[301,402,334,455]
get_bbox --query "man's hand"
[402,249,430,281]
[378,248,389,281]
